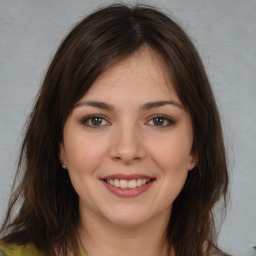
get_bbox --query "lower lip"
[102,180,155,198]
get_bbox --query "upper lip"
[100,174,155,180]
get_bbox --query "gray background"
[0,1,255,255]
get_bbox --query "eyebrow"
[75,100,183,111]
[75,101,114,110]
[140,101,183,110]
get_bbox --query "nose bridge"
[110,121,145,162]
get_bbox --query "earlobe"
[59,142,67,168]
[188,154,197,171]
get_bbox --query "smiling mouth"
[102,178,154,189]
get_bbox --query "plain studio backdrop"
[0,1,255,255]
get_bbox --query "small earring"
[62,163,67,169]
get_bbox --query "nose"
[109,124,146,164]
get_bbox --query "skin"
[59,47,196,256]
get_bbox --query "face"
[59,48,196,228]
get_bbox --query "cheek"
[152,140,191,203]
[64,132,110,175]
[150,135,193,173]
[64,135,109,201]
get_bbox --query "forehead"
[82,47,179,103]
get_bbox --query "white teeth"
[114,179,120,187]
[128,179,137,188]
[137,179,142,186]
[106,178,152,188]
[120,180,128,188]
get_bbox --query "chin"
[101,207,152,228]
[102,205,169,229]
[108,216,150,228]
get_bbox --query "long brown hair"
[1,4,230,256]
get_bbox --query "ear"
[188,153,197,171]
[59,142,67,167]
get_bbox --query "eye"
[146,115,175,127]
[80,115,110,128]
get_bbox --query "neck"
[78,210,174,256]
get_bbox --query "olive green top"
[0,240,87,256]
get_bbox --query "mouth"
[102,178,153,189]
[100,175,156,198]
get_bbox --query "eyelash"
[80,114,110,128]
[146,115,175,128]
[80,114,175,128]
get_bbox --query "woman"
[0,4,230,256]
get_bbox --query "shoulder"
[0,241,44,256]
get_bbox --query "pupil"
[92,118,102,126]
[153,117,164,126]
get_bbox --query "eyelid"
[80,114,111,128]
[145,114,175,127]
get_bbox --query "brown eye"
[153,117,165,126]
[81,115,110,128]
[91,117,103,126]
[147,115,175,127]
